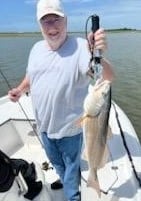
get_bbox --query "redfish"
[82,79,112,197]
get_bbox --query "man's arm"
[8,75,30,102]
[87,29,115,82]
[101,58,115,82]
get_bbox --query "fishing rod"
[0,68,51,170]
[0,68,42,145]
[85,14,103,81]
[84,14,117,194]
[0,69,52,170]
[85,14,141,191]
[112,102,141,187]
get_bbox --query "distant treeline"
[105,28,139,32]
[0,28,141,37]
[0,32,42,37]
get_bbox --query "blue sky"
[0,0,141,32]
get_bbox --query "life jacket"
[0,150,15,192]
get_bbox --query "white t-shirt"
[27,36,91,139]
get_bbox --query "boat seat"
[0,120,52,200]
[0,120,24,156]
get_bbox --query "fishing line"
[82,15,119,194]
[101,88,120,194]
[85,14,141,191]
[112,102,141,187]
[0,68,45,149]
[85,15,95,78]
[85,15,94,55]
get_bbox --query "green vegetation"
[105,28,140,33]
[0,32,42,37]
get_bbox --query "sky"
[0,0,141,32]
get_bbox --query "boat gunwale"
[0,118,35,127]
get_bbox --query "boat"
[0,94,141,201]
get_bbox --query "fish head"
[83,80,111,116]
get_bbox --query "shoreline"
[0,29,141,37]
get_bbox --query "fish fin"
[75,114,90,127]
[82,148,88,160]
[74,117,83,127]
[99,145,109,168]
[87,172,101,197]
[97,126,112,168]
[99,126,112,167]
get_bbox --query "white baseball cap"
[37,0,65,21]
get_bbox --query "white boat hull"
[81,102,141,201]
[0,95,141,201]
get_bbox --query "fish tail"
[87,171,101,197]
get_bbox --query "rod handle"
[91,15,99,33]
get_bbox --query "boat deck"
[0,95,141,201]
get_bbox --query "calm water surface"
[0,32,141,141]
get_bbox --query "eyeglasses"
[40,16,64,27]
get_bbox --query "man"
[8,0,114,200]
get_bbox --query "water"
[106,32,141,142]
[0,32,141,141]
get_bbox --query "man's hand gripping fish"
[83,79,112,197]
